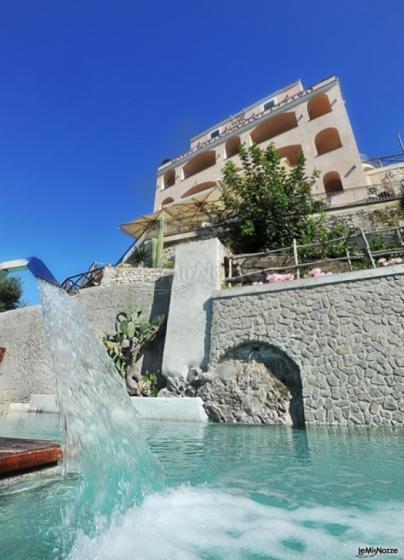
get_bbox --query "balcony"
[313,181,403,210]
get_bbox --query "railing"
[158,78,337,171]
[143,214,222,240]
[225,226,404,285]
[61,267,105,295]
[312,181,403,210]
[362,153,404,168]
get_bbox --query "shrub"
[0,276,23,312]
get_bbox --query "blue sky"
[1,0,403,304]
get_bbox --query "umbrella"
[119,206,181,238]
[119,186,223,239]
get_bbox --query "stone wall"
[0,280,171,404]
[101,265,173,287]
[324,201,404,231]
[209,266,404,426]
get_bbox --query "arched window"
[250,112,298,144]
[307,94,332,120]
[315,128,342,156]
[163,169,175,189]
[161,197,174,207]
[181,181,217,199]
[276,145,303,166]
[182,151,216,179]
[225,136,241,158]
[323,171,343,194]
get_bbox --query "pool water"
[1,413,403,560]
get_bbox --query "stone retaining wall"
[210,266,404,426]
[0,280,171,404]
[324,200,404,231]
[101,266,173,287]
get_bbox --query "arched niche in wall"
[307,93,332,120]
[161,197,174,207]
[182,151,216,179]
[163,169,176,189]
[225,136,241,158]
[323,171,343,193]
[250,112,298,145]
[180,181,217,199]
[315,127,342,156]
[276,144,303,166]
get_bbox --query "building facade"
[154,75,370,210]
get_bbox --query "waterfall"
[38,281,163,545]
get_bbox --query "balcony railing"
[361,152,404,168]
[142,214,222,240]
[312,181,403,210]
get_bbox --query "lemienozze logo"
[356,546,399,558]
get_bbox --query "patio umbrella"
[119,186,223,239]
[119,206,181,238]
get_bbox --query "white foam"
[68,486,404,560]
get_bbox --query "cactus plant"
[102,303,164,395]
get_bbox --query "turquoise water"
[1,413,404,560]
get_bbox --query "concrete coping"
[213,263,404,300]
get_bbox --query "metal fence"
[61,267,105,295]
[362,153,404,168]
[312,181,403,211]
[143,214,221,240]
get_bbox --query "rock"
[187,368,212,388]
[157,388,177,398]
[166,376,186,395]
[199,361,293,425]
[384,396,397,411]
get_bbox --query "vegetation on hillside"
[217,143,319,253]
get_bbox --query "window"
[263,99,276,112]
[211,129,220,139]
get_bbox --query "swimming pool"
[1,412,403,560]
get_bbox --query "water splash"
[38,281,163,549]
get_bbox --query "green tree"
[217,143,318,253]
[0,275,23,312]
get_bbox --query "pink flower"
[308,268,323,277]
[307,268,333,278]
[389,257,402,265]
[266,273,295,283]
[378,258,387,265]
